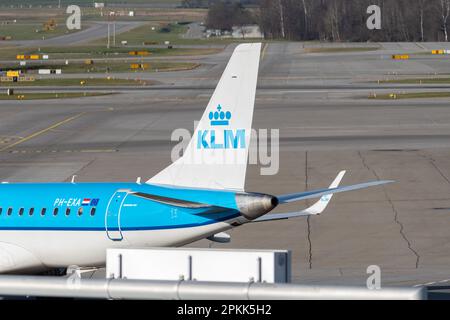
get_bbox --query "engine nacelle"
[235,192,278,220]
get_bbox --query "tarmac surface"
[1,42,450,291]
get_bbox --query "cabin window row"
[0,207,96,217]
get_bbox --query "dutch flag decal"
[82,198,91,206]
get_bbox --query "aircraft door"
[105,190,129,241]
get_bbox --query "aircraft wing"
[254,171,393,222]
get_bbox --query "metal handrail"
[0,275,427,300]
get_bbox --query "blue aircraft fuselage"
[0,181,277,272]
[0,183,241,236]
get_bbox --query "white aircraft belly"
[0,241,44,273]
[0,231,117,269]
[124,220,235,247]
[0,220,236,272]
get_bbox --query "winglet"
[299,170,345,215]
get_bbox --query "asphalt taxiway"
[1,42,450,290]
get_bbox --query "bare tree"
[301,0,309,38]
[419,0,425,41]
[254,0,448,42]
[205,2,253,32]
[440,0,450,41]
[279,0,286,38]
[325,0,341,41]
[258,0,283,39]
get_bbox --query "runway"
[1,42,450,289]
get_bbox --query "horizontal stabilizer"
[253,172,394,223]
[254,171,346,222]
[277,179,393,204]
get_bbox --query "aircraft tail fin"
[148,43,262,190]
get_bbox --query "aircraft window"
[29,208,34,216]
[18,208,24,216]
[41,208,46,216]
[78,207,83,216]
[65,208,70,216]
[0,208,2,215]
[90,207,96,216]
[53,208,58,216]
[7,208,12,216]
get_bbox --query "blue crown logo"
[209,104,231,126]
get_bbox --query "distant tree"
[258,0,282,39]
[206,2,254,31]
[181,0,209,8]
[233,4,255,38]
[206,2,233,30]
[301,0,314,39]
[419,0,426,41]
[325,0,342,41]
[254,0,449,42]
[439,0,450,41]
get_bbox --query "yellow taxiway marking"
[0,113,85,152]
[261,43,269,60]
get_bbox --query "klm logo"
[197,105,246,149]
[209,104,231,126]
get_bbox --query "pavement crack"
[420,152,450,185]
[64,159,96,182]
[306,215,312,269]
[358,150,371,173]
[357,151,420,269]
[388,199,420,269]
[115,110,165,151]
[305,151,312,269]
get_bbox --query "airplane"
[0,43,392,273]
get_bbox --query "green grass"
[99,22,263,45]
[0,21,82,40]
[304,47,380,53]
[368,92,450,99]
[1,61,199,73]
[0,0,182,6]
[378,78,450,84]
[0,78,156,87]
[111,22,188,46]
[0,92,112,100]
[0,7,206,24]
